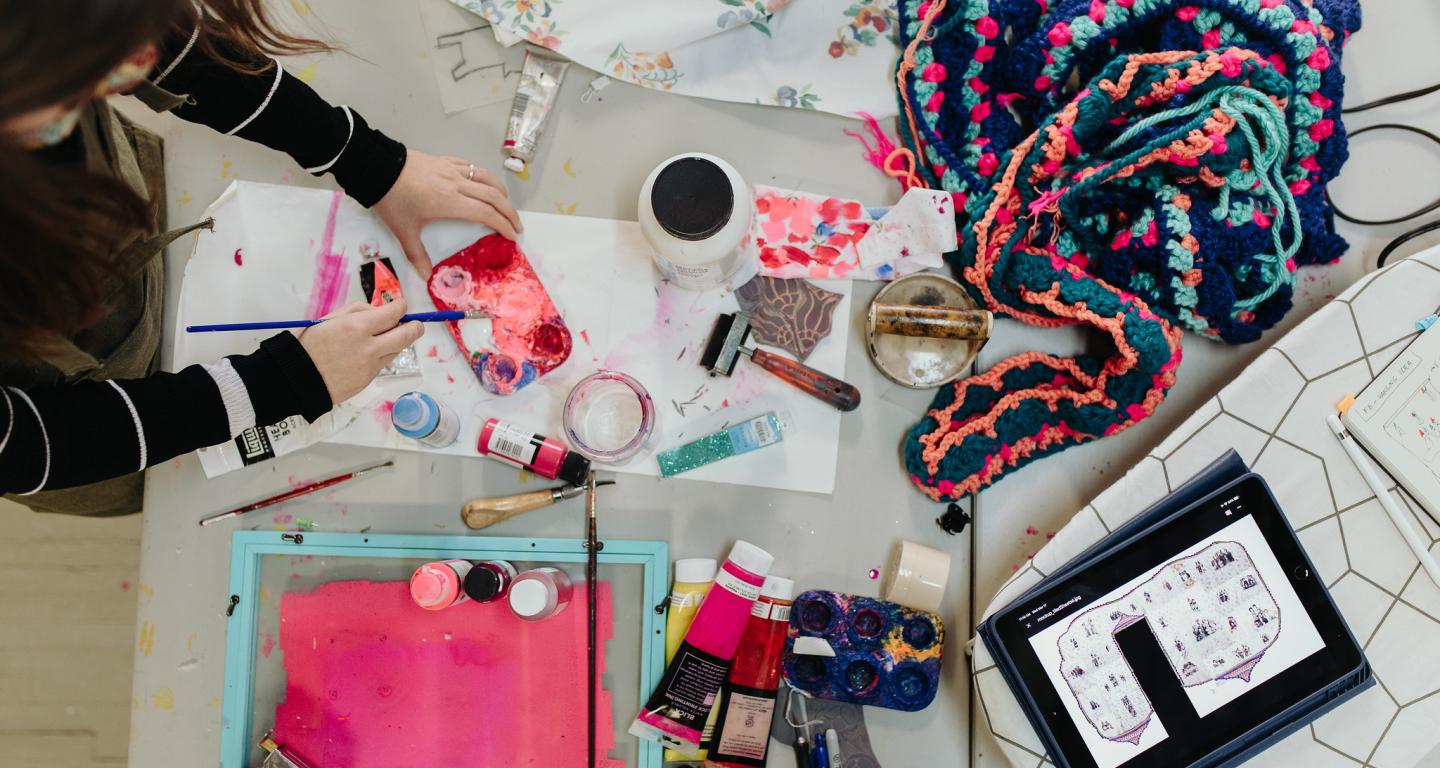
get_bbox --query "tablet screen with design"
[990,475,1365,768]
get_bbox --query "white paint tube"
[502,49,569,174]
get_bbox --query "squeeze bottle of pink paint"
[409,560,473,611]
[630,540,775,756]
[478,417,591,486]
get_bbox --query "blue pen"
[809,735,829,768]
[185,309,486,333]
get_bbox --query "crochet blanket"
[893,0,1361,501]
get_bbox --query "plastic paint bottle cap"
[464,566,505,602]
[727,540,775,578]
[557,450,592,487]
[503,156,526,173]
[761,575,795,601]
[509,578,553,619]
[392,393,439,438]
[674,558,719,584]
[651,156,734,241]
[410,565,455,610]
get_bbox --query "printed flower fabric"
[449,0,902,118]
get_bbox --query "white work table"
[125,0,1435,765]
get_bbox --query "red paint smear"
[304,190,350,319]
[1025,525,1040,536]
[233,248,244,266]
[580,329,592,346]
[274,580,621,767]
[120,580,131,591]
[428,235,571,395]
[425,345,440,358]
[261,633,277,657]
[372,400,395,427]
[445,374,455,384]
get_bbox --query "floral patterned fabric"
[450,0,901,118]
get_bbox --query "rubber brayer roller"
[700,311,860,412]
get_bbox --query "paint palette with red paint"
[427,234,572,395]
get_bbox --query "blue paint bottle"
[391,392,461,448]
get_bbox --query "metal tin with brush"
[865,273,991,389]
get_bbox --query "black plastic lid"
[650,157,734,241]
[464,565,504,602]
[558,450,592,487]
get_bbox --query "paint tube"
[630,541,775,756]
[702,576,795,767]
[503,49,569,174]
[665,558,720,764]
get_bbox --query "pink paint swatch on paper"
[273,579,620,767]
[304,190,350,319]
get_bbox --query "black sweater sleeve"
[150,27,407,207]
[0,333,331,495]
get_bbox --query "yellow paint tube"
[664,557,718,763]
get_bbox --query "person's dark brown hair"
[0,0,333,364]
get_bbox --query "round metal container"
[865,273,987,389]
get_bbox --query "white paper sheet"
[416,0,524,114]
[175,181,850,494]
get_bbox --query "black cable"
[1376,219,1440,269]
[1325,124,1440,226]
[1344,81,1440,115]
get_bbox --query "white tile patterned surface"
[973,247,1440,767]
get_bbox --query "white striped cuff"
[106,380,147,473]
[151,22,200,86]
[305,105,355,174]
[0,387,12,456]
[8,387,50,495]
[225,58,284,136]
[203,359,257,439]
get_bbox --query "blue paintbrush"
[185,309,486,333]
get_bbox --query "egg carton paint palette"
[782,590,944,712]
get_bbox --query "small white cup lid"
[509,578,552,617]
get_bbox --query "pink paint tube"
[630,540,775,756]
[409,560,473,611]
[478,417,591,486]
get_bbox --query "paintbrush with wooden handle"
[460,482,614,530]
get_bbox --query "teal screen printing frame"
[220,531,669,767]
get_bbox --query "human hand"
[372,149,523,277]
[298,300,424,405]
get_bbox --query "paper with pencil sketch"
[1344,320,1440,518]
[174,181,850,493]
[416,0,523,114]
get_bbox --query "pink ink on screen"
[428,234,572,395]
[273,579,621,767]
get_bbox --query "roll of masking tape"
[880,540,950,614]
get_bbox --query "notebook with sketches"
[1342,321,1440,517]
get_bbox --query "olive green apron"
[4,83,211,516]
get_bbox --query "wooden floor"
[0,498,141,767]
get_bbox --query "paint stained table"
[127,0,1430,765]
